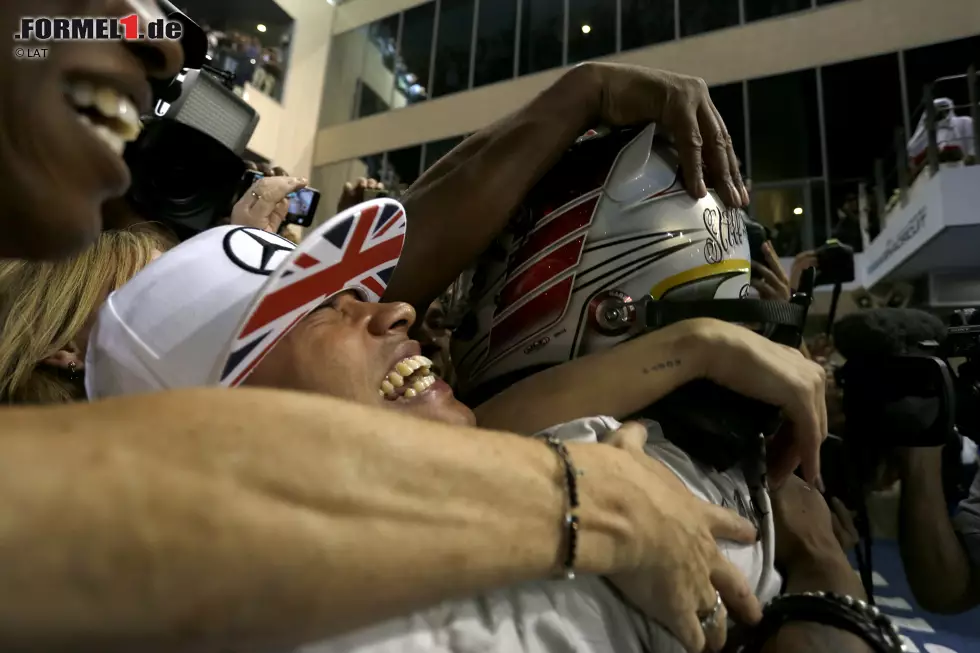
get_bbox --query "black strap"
[641,298,807,332]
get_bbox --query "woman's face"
[0,0,182,260]
[244,293,476,427]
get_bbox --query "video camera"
[123,2,319,241]
[824,307,980,508]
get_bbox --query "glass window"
[751,184,807,256]
[519,0,564,75]
[424,136,466,171]
[368,14,400,74]
[433,0,475,98]
[621,0,674,51]
[748,69,822,183]
[474,0,518,87]
[356,80,389,119]
[679,0,739,37]
[395,4,436,106]
[708,82,746,173]
[822,54,903,186]
[567,0,615,65]
[362,153,385,181]
[903,36,980,124]
[384,146,424,190]
[744,0,810,22]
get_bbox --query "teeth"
[68,81,142,144]
[380,355,440,400]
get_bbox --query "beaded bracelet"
[544,435,580,580]
[736,591,905,653]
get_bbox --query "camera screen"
[243,170,320,226]
[288,187,315,217]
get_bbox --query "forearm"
[762,551,871,653]
[897,448,980,612]
[387,64,601,312]
[474,320,708,433]
[0,388,632,653]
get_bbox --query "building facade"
[312,0,980,256]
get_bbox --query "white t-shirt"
[294,417,781,653]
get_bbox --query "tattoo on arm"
[642,359,682,374]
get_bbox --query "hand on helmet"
[686,319,828,487]
[582,63,749,210]
[598,422,762,652]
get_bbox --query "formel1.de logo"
[14,15,183,42]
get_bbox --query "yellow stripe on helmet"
[649,259,751,300]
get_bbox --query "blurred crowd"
[202,22,288,99]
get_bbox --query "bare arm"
[761,551,872,652]
[474,320,702,433]
[0,387,637,653]
[764,477,872,653]
[387,64,598,314]
[897,447,980,613]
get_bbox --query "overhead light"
[250,58,257,64]
[581,24,591,34]
[793,207,803,215]
[257,23,267,32]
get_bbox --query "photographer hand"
[231,174,308,234]
[599,422,762,652]
[750,241,792,302]
[790,250,819,291]
[588,63,749,208]
[338,178,385,213]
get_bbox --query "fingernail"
[697,178,708,198]
[727,182,740,206]
[815,476,826,493]
[740,185,751,206]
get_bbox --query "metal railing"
[870,66,979,235]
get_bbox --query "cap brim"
[212,198,407,387]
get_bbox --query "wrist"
[565,442,641,576]
[669,318,726,382]
[555,63,604,131]
[785,545,866,599]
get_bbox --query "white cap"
[86,199,407,399]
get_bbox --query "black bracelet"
[544,435,580,580]
[736,591,905,653]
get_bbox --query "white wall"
[313,0,980,166]
[243,0,335,179]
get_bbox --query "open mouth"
[65,80,142,157]
[379,355,437,401]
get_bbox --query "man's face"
[0,0,182,260]
[244,292,476,427]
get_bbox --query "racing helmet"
[451,123,761,403]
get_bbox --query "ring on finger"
[698,591,723,632]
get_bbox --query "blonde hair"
[0,230,163,404]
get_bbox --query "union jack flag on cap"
[218,199,408,386]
